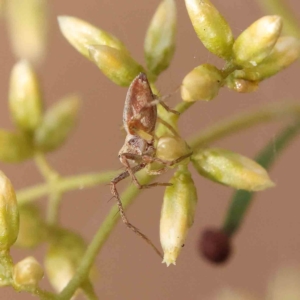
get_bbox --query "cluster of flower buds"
[58,0,177,87]
[0,60,80,163]
[182,0,300,100]
[57,0,291,267]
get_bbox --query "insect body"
[110,73,190,257]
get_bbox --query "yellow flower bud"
[233,37,300,81]
[156,135,190,162]
[0,130,34,163]
[185,0,234,59]
[0,171,19,251]
[89,45,144,86]
[160,166,197,266]
[58,16,128,60]
[192,148,275,191]
[44,230,89,293]
[144,0,176,78]
[34,94,80,152]
[13,257,44,288]
[6,0,48,63]
[9,60,43,132]
[233,15,282,67]
[226,77,259,93]
[181,64,222,102]
[15,204,47,248]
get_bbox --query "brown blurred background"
[0,0,300,299]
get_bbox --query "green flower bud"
[181,64,222,102]
[0,171,19,250]
[226,77,259,93]
[15,204,47,248]
[233,15,282,67]
[34,95,80,152]
[144,0,176,78]
[9,60,43,132]
[233,37,300,81]
[6,0,48,63]
[156,135,190,162]
[160,166,197,266]
[192,148,274,191]
[58,16,128,60]
[44,229,89,292]
[0,130,34,163]
[13,257,43,288]
[185,0,234,59]
[89,45,144,86]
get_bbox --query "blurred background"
[0,0,299,299]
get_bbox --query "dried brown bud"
[199,228,231,264]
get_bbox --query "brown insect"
[110,73,190,257]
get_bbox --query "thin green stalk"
[34,152,62,224]
[175,101,194,114]
[223,120,300,235]
[47,191,62,224]
[17,171,118,205]
[34,152,59,182]
[57,102,300,299]
[81,280,98,300]
[189,102,300,149]
[258,0,300,38]
[58,182,143,300]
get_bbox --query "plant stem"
[57,101,300,299]
[258,0,300,38]
[34,152,59,182]
[34,152,62,224]
[189,102,300,149]
[175,101,194,114]
[58,181,144,300]
[17,171,118,205]
[81,280,98,300]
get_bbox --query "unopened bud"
[89,45,144,86]
[13,257,43,288]
[34,94,80,152]
[15,204,46,248]
[45,230,88,292]
[192,148,274,191]
[9,60,43,132]
[144,0,176,78]
[181,64,222,102]
[226,77,259,93]
[58,16,128,60]
[185,0,234,59]
[0,130,34,163]
[233,15,282,67]
[6,0,48,63]
[156,135,190,162]
[233,37,300,81]
[0,171,19,250]
[160,166,197,266]
[200,228,231,264]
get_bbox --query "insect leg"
[119,153,172,189]
[110,164,163,258]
